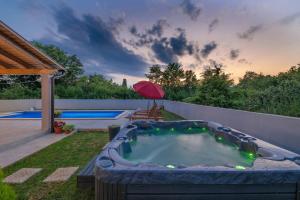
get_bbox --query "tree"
[162,63,185,87]
[55,74,138,99]
[185,60,234,107]
[145,63,199,100]
[238,71,276,90]
[184,70,198,89]
[0,84,41,99]
[0,76,11,90]
[145,65,162,84]
[32,41,84,85]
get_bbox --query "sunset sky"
[1,0,300,84]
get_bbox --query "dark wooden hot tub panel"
[96,180,299,200]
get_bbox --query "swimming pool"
[0,110,125,119]
[95,120,300,200]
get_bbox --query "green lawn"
[161,110,185,121]
[4,132,108,200]
[3,110,183,200]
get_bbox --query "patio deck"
[0,120,42,152]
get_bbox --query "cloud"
[238,58,251,65]
[188,63,199,69]
[151,40,178,63]
[279,12,300,25]
[18,0,46,14]
[230,49,240,60]
[128,19,168,47]
[208,19,219,32]
[180,0,202,21]
[107,17,125,34]
[42,6,147,76]
[147,19,169,37]
[129,25,138,35]
[151,31,196,64]
[129,22,198,64]
[200,41,217,58]
[169,31,194,56]
[238,25,263,40]
[128,26,152,47]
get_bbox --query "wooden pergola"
[0,20,65,133]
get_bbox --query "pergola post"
[41,74,54,133]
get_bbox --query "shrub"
[54,110,62,118]
[62,124,75,132]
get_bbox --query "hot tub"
[95,120,300,200]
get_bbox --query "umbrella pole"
[147,100,150,111]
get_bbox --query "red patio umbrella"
[133,81,164,99]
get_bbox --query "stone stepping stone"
[3,168,42,183]
[43,167,79,182]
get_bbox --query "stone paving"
[3,168,42,183]
[0,119,41,149]
[0,133,69,168]
[43,167,79,182]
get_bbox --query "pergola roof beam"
[0,35,47,70]
[0,68,57,75]
[0,21,64,72]
[0,54,27,69]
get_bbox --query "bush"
[0,169,16,200]
[62,124,75,132]
[0,84,40,99]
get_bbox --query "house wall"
[1,99,300,154]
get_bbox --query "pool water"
[0,110,124,119]
[123,128,255,167]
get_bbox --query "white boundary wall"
[0,99,151,111]
[1,99,300,154]
[164,101,300,154]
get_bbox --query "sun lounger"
[127,105,163,121]
[134,104,158,115]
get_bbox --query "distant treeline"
[0,42,300,117]
[146,61,300,117]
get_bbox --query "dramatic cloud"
[44,6,147,76]
[230,49,240,60]
[238,25,263,40]
[279,12,300,25]
[208,18,219,32]
[151,39,178,63]
[151,31,196,63]
[147,19,169,37]
[201,41,217,58]
[129,22,198,64]
[128,19,168,47]
[107,17,125,34]
[129,26,139,36]
[169,31,194,56]
[128,25,152,47]
[180,0,202,21]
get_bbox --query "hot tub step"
[77,155,97,188]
